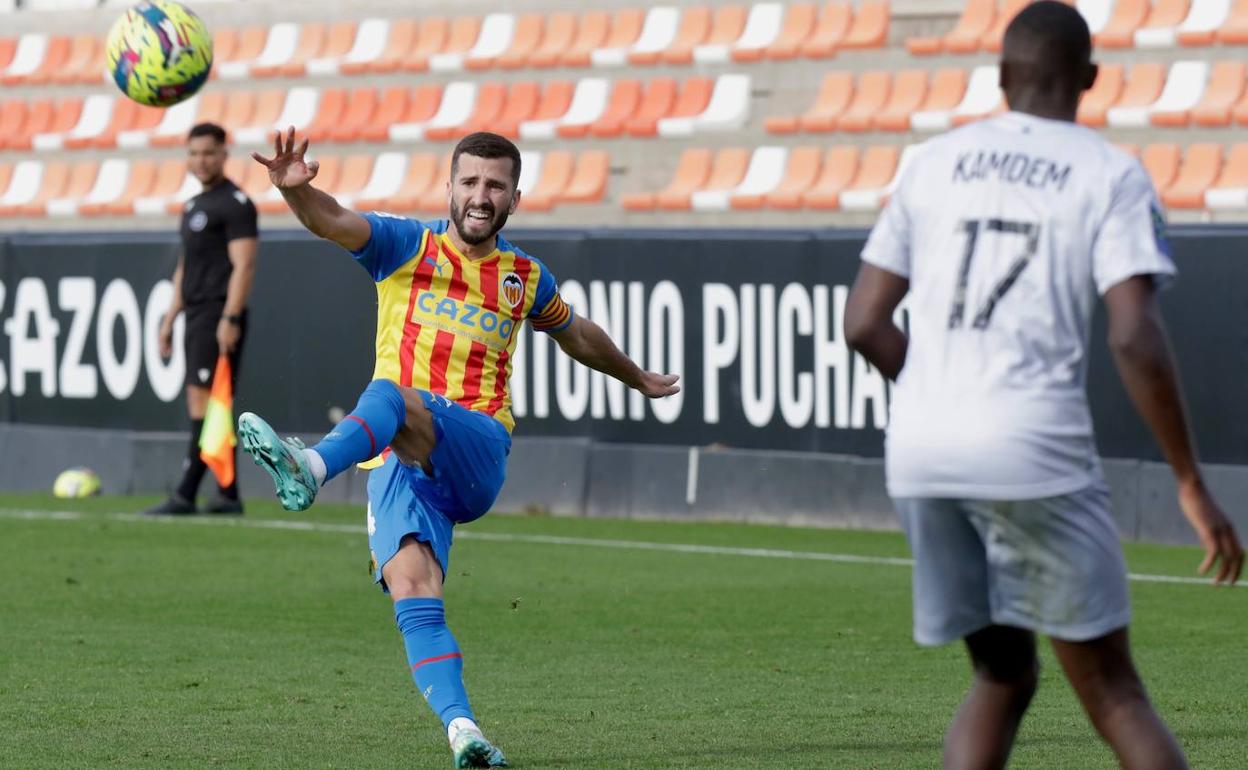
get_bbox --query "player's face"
[448,154,519,246]
[187,136,227,185]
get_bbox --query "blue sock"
[395,598,475,729]
[311,379,406,481]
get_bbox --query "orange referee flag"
[199,354,236,487]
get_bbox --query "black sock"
[175,419,208,502]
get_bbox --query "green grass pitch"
[0,493,1244,769]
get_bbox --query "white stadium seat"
[692,146,787,211]
[218,23,291,80]
[51,159,129,218]
[0,161,43,209]
[121,95,199,149]
[912,65,1000,132]
[1075,0,1115,35]
[3,34,49,80]
[342,151,407,209]
[1205,187,1248,209]
[518,151,542,196]
[234,87,320,145]
[431,13,513,72]
[1137,0,1231,47]
[694,2,784,64]
[842,145,922,212]
[34,95,115,151]
[1108,61,1209,128]
[658,74,752,137]
[520,78,609,140]
[135,173,197,216]
[593,6,679,67]
[391,81,469,142]
[308,18,390,76]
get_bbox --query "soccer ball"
[105,1,213,107]
[53,468,103,499]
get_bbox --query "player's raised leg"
[385,537,507,769]
[1052,630,1187,770]
[944,626,1039,770]
[238,379,434,511]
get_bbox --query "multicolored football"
[105,1,213,107]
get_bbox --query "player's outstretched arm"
[1104,276,1244,585]
[550,316,680,398]
[252,126,371,252]
[845,263,910,381]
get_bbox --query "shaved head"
[1000,1,1097,120]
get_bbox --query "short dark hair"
[1002,1,1091,77]
[451,132,521,188]
[187,122,227,144]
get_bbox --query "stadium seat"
[281,22,357,78]
[238,87,318,145]
[91,99,162,150]
[1205,143,1248,209]
[2,33,49,85]
[1082,0,1119,35]
[560,151,611,204]
[32,158,96,217]
[394,18,448,73]
[85,158,156,216]
[1103,62,1166,127]
[657,6,715,65]
[799,2,852,58]
[512,80,575,139]
[658,74,750,136]
[1134,0,1195,47]
[697,145,788,211]
[1233,79,1248,124]
[622,148,710,211]
[1176,0,1234,45]
[258,154,339,213]
[911,65,997,131]
[0,100,27,149]
[435,13,507,72]
[16,97,81,151]
[1077,63,1125,126]
[214,26,267,76]
[621,78,680,136]
[496,12,546,69]
[1163,143,1222,208]
[379,84,443,143]
[1191,61,1246,126]
[0,38,15,71]
[455,82,510,139]
[802,145,861,209]
[53,33,100,85]
[600,6,679,67]
[133,161,192,216]
[0,160,54,216]
[761,2,816,59]
[1111,61,1205,127]
[351,18,411,74]
[1141,143,1181,194]
[659,147,748,210]
[587,79,644,138]
[522,151,574,211]
[36,94,113,151]
[982,0,1030,52]
[152,170,200,217]
[52,158,130,218]
[580,9,644,67]
[331,154,376,206]
[838,71,892,132]
[766,71,851,134]
[908,68,967,131]
[558,10,609,67]
[874,69,928,131]
[343,151,406,210]
[842,144,912,211]
[907,0,994,55]
[688,5,750,64]
[425,82,505,141]
[529,78,609,139]
[726,2,786,62]
[1217,0,1248,42]
[303,88,347,144]
[423,16,481,72]
[219,91,263,144]
[21,33,70,85]
[11,159,76,217]
[222,22,295,79]
[529,12,577,68]
[363,152,436,212]
[1096,0,1149,47]
[0,162,14,203]
[756,145,823,209]
[316,18,389,76]
[326,88,380,144]
[411,155,455,213]
[493,82,542,138]
[842,1,889,48]
[134,92,217,149]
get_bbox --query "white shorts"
[894,484,1131,647]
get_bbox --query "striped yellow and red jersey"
[352,212,574,432]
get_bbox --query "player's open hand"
[251,126,319,190]
[636,372,680,399]
[1179,480,1244,586]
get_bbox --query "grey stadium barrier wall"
[0,225,1246,544]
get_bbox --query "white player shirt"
[861,111,1176,500]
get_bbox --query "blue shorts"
[366,390,511,588]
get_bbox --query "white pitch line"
[0,507,1225,587]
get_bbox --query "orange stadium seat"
[352,18,413,74]
[0,163,13,201]
[529,12,577,68]
[1189,61,1247,126]
[28,159,96,217]
[1217,0,1248,43]
[53,34,100,85]
[639,76,712,136]
[397,17,448,72]
[758,3,817,60]
[514,81,574,136]
[212,28,238,67]
[81,99,150,150]
[146,91,223,148]
[1096,0,1149,47]
[0,161,64,217]
[582,8,645,66]
[1077,63,1125,127]
[774,72,852,134]
[561,151,610,204]
[0,100,29,149]
[251,22,321,78]
[874,69,928,131]
[82,159,154,217]
[494,13,546,70]
[800,2,852,58]
[585,79,643,138]
[913,68,969,130]
[836,145,900,209]
[755,146,823,209]
[439,16,484,65]
[842,1,890,48]
[661,147,748,211]
[1206,143,1248,207]
[304,88,348,144]
[493,82,541,138]
[801,145,861,209]
[333,153,375,202]
[370,84,441,142]
[1233,82,1248,124]
[1108,62,1166,121]
[1153,63,1218,128]
[1137,0,1192,45]
[677,5,747,64]
[558,10,609,67]
[622,78,679,137]
[111,158,183,216]
[1114,143,1140,158]
[982,0,1030,52]
[220,26,267,65]
[7,100,52,150]
[415,156,455,213]
[0,38,16,71]
[1141,143,1181,195]
[433,82,506,140]
[908,0,994,55]
[288,21,356,78]
[1163,143,1222,208]
[328,88,380,143]
[523,151,575,211]
[361,152,437,212]
[6,35,65,86]
[651,6,712,65]
[839,71,892,132]
[622,148,711,211]
[220,90,258,135]
[19,98,82,150]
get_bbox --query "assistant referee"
[146,122,258,515]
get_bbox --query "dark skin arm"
[1104,276,1243,585]
[844,263,910,381]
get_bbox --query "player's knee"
[386,571,441,600]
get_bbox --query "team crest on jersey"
[501,272,524,309]
[188,211,207,232]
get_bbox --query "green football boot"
[450,729,508,768]
[237,412,318,512]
